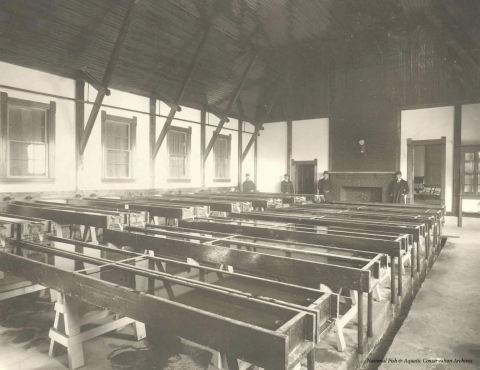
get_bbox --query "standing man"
[281,174,294,194]
[389,171,409,204]
[242,173,256,193]
[317,171,331,202]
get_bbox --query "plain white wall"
[292,118,329,178]
[461,103,480,145]
[0,61,76,193]
[257,122,287,192]
[401,106,454,212]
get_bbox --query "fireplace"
[341,186,383,202]
[328,172,396,203]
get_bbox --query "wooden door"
[296,164,315,194]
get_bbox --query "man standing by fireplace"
[389,171,409,204]
[317,171,331,202]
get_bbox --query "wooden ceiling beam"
[78,69,111,96]
[152,26,211,159]
[242,73,291,163]
[204,50,259,161]
[79,0,136,155]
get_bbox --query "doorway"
[292,159,317,194]
[407,137,446,206]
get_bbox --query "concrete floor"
[1,222,478,370]
[377,225,480,370]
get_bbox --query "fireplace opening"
[341,186,383,202]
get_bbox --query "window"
[101,111,136,181]
[167,126,191,181]
[213,134,231,181]
[0,92,56,182]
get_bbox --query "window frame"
[0,92,56,183]
[213,133,232,182]
[166,125,191,183]
[101,111,137,183]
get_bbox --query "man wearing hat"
[317,171,331,201]
[281,174,294,194]
[242,173,256,193]
[389,171,409,204]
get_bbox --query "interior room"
[0,1,480,370]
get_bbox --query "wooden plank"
[5,204,109,228]
[231,211,422,242]
[103,229,372,292]
[79,0,136,154]
[0,252,291,370]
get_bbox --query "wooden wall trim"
[452,105,462,216]
[200,107,206,188]
[238,119,243,189]
[149,97,156,190]
[287,120,292,176]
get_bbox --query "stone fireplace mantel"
[328,172,396,203]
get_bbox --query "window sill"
[167,178,191,183]
[213,179,232,183]
[1,177,55,183]
[101,178,136,183]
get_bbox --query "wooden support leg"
[226,355,240,370]
[367,292,373,338]
[307,349,315,370]
[132,321,146,340]
[357,291,364,354]
[49,294,85,370]
[397,252,403,298]
[390,257,396,304]
[372,284,381,302]
[411,243,415,278]
[417,241,421,273]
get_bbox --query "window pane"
[9,107,22,125]
[465,161,474,173]
[465,152,474,161]
[465,175,474,185]
[33,160,46,175]
[10,159,21,176]
[464,185,473,193]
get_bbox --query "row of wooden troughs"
[0,193,446,370]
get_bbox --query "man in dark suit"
[281,174,294,194]
[389,171,409,204]
[317,171,331,201]
[242,173,256,192]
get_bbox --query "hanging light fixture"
[358,140,366,155]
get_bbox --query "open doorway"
[407,137,446,206]
[292,159,317,194]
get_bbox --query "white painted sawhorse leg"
[319,285,359,352]
[49,293,146,370]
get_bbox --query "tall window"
[0,92,56,182]
[167,126,191,181]
[213,134,231,180]
[101,111,136,181]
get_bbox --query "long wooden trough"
[0,243,317,370]
[105,224,383,354]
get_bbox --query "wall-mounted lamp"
[358,140,366,155]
